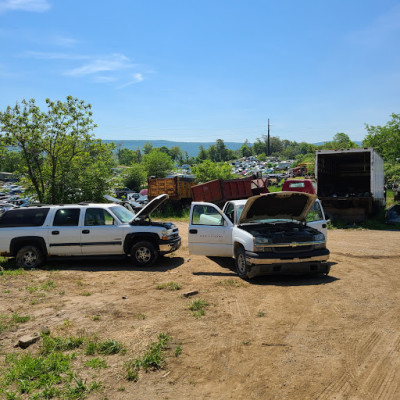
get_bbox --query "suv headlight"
[161,229,174,240]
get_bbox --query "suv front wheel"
[130,241,158,267]
[235,246,250,279]
[16,245,45,269]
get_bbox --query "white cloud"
[0,0,51,13]
[117,73,144,89]
[23,51,89,60]
[66,54,134,76]
[23,50,146,87]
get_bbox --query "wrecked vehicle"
[188,192,330,279]
[385,204,400,224]
[0,194,180,269]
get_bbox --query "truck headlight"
[161,229,174,240]
[254,237,271,244]
[313,233,325,242]
[254,236,272,252]
[313,233,326,249]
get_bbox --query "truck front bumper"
[245,248,330,278]
[158,236,181,254]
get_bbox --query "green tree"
[192,160,235,182]
[363,114,400,161]
[169,146,183,162]
[240,140,252,157]
[123,163,147,191]
[215,139,229,162]
[197,145,208,162]
[0,97,115,203]
[0,149,23,172]
[143,142,153,154]
[142,149,174,178]
[323,132,358,150]
[118,148,137,165]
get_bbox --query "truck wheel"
[130,241,158,267]
[16,245,44,269]
[235,246,249,279]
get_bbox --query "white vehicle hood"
[238,191,317,224]
[132,193,168,221]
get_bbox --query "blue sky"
[1,0,400,144]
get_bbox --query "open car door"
[306,199,328,238]
[188,202,233,257]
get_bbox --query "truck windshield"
[110,206,134,223]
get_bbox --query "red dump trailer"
[191,177,269,204]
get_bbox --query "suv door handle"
[82,230,90,234]
[189,229,198,234]
[51,231,59,235]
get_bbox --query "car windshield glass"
[110,206,134,223]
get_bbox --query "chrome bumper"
[159,238,181,253]
[246,254,329,265]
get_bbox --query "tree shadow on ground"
[193,258,339,286]
[37,255,184,273]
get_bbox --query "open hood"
[132,193,169,221]
[238,191,317,224]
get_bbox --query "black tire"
[16,245,45,269]
[234,246,249,279]
[130,241,158,267]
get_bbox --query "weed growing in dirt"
[84,357,108,369]
[40,280,55,291]
[0,313,31,334]
[217,279,243,288]
[257,311,266,317]
[175,345,182,357]
[156,281,182,291]
[84,339,124,356]
[26,285,38,293]
[136,313,147,320]
[125,333,171,381]
[11,313,30,324]
[0,268,25,277]
[242,340,251,345]
[0,338,102,399]
[80,291,92,296]
[92,315,101,321]
[189,299,209,318]
[41,334,84,355]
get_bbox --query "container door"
[306,200,328,238]
[188,202,233,257]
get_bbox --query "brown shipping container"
[148,176,196,201]
[191,179,254,204]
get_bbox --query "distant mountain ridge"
[103,139,364,158]
[103,140,244,157]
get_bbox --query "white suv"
[0,194,180,269]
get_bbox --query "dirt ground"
[1,224,400,400]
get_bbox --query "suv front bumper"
[159,236,181,254]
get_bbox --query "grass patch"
[136,313,146,320]
[40,280,55,291]
[0,342,102,399]
[0,313,31,334]
[80,291,92,296]
[11,313,30,324]
[156,281,182,291]
[257,311,266,317]
[217,279,243,288]
[84,357,107,369]
[84,339,123,356]
[125,333,171,381]
[189,299,209,318]
[41,335,84,355]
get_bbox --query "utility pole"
[267,119,270,156]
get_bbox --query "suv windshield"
[110,206,134,223]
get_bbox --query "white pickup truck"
[0,194,181,269]
[188,192,330,279]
